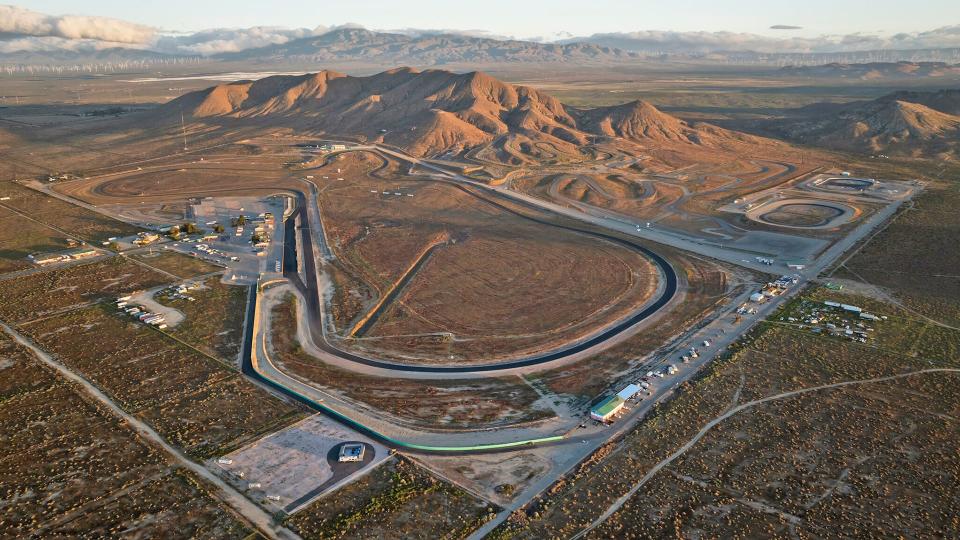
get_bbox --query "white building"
[338,443,365,462]
[590,395,626,422]
[617,384,641,400]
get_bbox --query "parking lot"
[165,195,288,284]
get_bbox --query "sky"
[2,1,959,56]
[19,0,960,40]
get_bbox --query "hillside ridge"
[163,68,777,159]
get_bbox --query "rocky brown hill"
[164,67,778,160]
[574,99,764,146]
[767,89,960,159]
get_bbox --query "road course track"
[238,284,567,453]
[235,150,680,452]
[281,180,679,373]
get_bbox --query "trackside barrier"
[240,281,567,453]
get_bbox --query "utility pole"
[180,108,188,152]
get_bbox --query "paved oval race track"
[284,181,679,374]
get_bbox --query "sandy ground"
[213,413,389,514]
[410,451,554,506]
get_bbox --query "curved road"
[282,175,679,374]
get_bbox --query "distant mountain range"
[0,28,635,73]
[161,67,777,161]
[5,27,960,73]
[780,62,960,80]
[215,28,637,65]
[765,89,960,159]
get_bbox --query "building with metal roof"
[590,395,625,422]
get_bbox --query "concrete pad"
[725,230,830,261]
[212,413,389,514]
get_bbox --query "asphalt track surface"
[281,180,679,374]
[238,283,567,453]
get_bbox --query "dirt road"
[0,321,301,540]
[570,368,960,539]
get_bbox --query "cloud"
[155,26,330,55]
[525,31,575,43]
[568,25,960,54]
[0,4,155,44]
[152,23,373,55]
[2,4,960,59]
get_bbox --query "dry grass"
[0,257,171,323]
[535,251,731,400]
[158,276,248,362]
[129,250,222,279]
[315,152,658,362]
[0,181,142,242]
[0,204,70,273]
[582,374,960,539]
[53,471,252,539]
[492,288,960,539]
[286,457,496,540]
[837,182,960,327]
[271,294,554,429]
[19,305,305,459]
[0,332,251,538]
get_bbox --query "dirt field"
[513,156,832,244]
[834,181,960,327]
[19,304,305,459]
[0,181,142,242]
[49,147,303,206]
[760,202,845,226]
[0,257,171,323]
[157,276,249,363]
[412,452,554,507]
[271,294,555,429]
[534,251,734,401]
[0,331,251,538]
[491,287,960,539]
[130,249,223,279]
[313,152,659,361]
[0,204,71,274]
[285,457,496,540]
